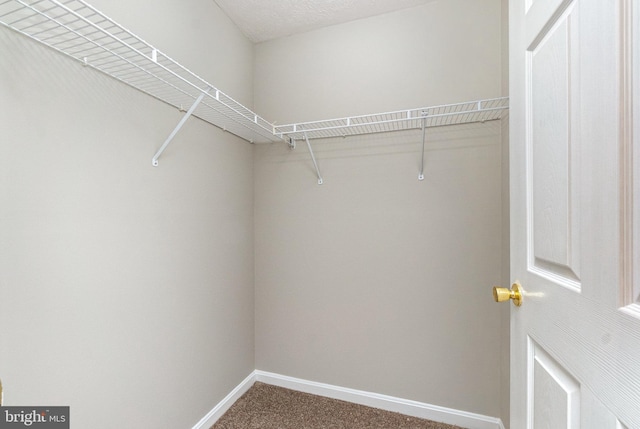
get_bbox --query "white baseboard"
[191,372,255,429]
[255,370,505,429]
[193,370,505,429]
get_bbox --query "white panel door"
[509,0,640,428]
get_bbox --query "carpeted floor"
[212,382,467,429]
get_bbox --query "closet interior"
[0,1,509,428]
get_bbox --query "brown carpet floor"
[212,382,467,429]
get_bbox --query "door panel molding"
[527,337,580,429]
[620,0,639,308]
[525,0,574,49]
[525,1,581,292]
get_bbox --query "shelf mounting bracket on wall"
[152,88,210,166]
[418,112,427,181]
[304,132,323,185]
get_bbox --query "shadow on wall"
[262,121,501,160]
[255,120,502,185]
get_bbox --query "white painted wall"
[0,1,255,428]
[254,0,506,419]
[253,0,501,124]
[1,0,510,425]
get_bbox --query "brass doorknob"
[493,283,523,307]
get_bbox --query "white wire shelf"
[0,0,509,171]
[274,97,509,141]
[0,0,280,145]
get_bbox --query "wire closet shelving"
[0,0,509,173]
[0,0,281,165]
[274,97,509,142]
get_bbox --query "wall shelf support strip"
[152,88,210,166]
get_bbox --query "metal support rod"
[152,88,210,166]
[304,132,323,185]
[418,116,427,181]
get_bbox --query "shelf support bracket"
[418,114,427,181]
[152,88,210,166]
[304,132,323,185]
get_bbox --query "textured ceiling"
[213,0,435,43]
